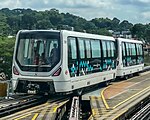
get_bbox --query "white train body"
[12,30,143,94]
[116,38,144,77]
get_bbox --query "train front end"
[12,30,66,94]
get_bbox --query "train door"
[101,40,116,71]
[68,37,78,77]
[136,44,144,64]
[122,42,139,67]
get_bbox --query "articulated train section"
[0,70,150,120]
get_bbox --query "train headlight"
[13,66,19,75]
[52,67,61,76]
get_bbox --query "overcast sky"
[0,0,150,24]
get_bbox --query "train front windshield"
[16,31,60,72]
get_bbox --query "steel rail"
[130,103,150,120]
[0,95,47,118]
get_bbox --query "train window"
[122,42,126,67]
[39,41,44,56]
[91,40,101,58]
[16,31,60,72]
[68,37,78,77]
[24,39,29,58]
[68,37,77,59]
[126,43,130,56]
[106,41,111,57]
[131,43,136,56]
[136,43,143,64]
[78,38,85,59]
[102,41,107,57]
[128,43,132,56]
[85,40,91,58]
[122,42,126,57]
[110,42,115,57]
[136,44,140,55]
[139,44,143,55]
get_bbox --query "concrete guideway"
[102,71,150,109]
[1,98,69,120]
[89,71,150,120]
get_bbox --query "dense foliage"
[0,8,149,79]
[0,8,149,42]
[0,36,15,78]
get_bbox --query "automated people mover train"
[12,30,144,94]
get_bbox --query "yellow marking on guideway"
[101,72,150,110]
[101,87,110,110]
[112,109,128,120]
[32,113,39,120]
[14,113,31,120]
[88,114,93,120]
[53,100,69,113]
[112,85,150,109]
[92,109,95,116]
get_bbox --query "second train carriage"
[116,38,144,78]
[12,30,117,94]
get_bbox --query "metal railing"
[69,96,80,120]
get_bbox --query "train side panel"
[54,30,117,93]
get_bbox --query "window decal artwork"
[70,61,94,77]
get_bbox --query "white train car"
[116,38,144,79]
[12,30,117,94]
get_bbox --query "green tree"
[36,20,53,29]
[0,37,15,79]
[131,24,146,39]
[111,17,120,31]
[119,20,133,31]
[0,13,10,35]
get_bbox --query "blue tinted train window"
[107,41,111,57]
[110,42,115,57]
[139,44,143,55]
[91,40,101,58]
[131,43,136,56]
[128,43,131,55]
[102,41,107,57]
[122,42,126,57]
[136,44,140,55]
[126,43,130,56]
[137,44,143,55]
[68,37,78,77]
[85,40,91,58]
[78,38,85,59]
[136,43,143,64]
[122,42,126,67]
[69,37,77,59]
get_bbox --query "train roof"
[117,38,143,44]
[18,29,60,33]
[18,30,115,41]
[61,30,115,41]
